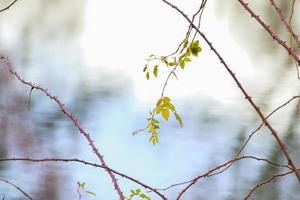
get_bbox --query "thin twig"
[159,0,300,198]
[238,0,300,65]
[209,95,300,176]
[154,155,290,192]
[243,170,293,199]
[0,178,33,200]
[269,0,300,48]
[0,157,167,200]
[0,0,19,13]
[0,56,125,200]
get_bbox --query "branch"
[243,170,293,200]
[155,155,290,193]
[159,0,300,196]
[269,0,300,48]
[0,157,167,200]
[209,95,300,176]
[0,177,33,200]
[0,56,125,200]
[0,0,19,13]
[238,0,300,65]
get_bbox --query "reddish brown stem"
[160,0,300,198]
[269,0,300,48]
[0,56,125,200]
[0,157,167,200]
[238,0,300,65]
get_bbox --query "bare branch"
[243,170,294,199]
[0,0,19,13]
[238,0,300,65]
[0,56,125,200]
[269,0,300,48]
[159,0,300,197]
[0,177,32,200]
[0,157,167,200]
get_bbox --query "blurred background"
[0,0,300,199]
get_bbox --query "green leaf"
[179,60,185,69]
[153,65,158,78]
[183,38,188,48]
[172,72,178,80]
[165,103,175,111]
[163,96,171,103]
[169,62,176,66]
[156,99,163,106]
[162,57,168,66]
[143,65,147,72]
[156,105,163,114]
[174,112,183,127]
[146,72,150,80]
[162,109,170,120]
[78,182,86,188]
[86,191,96,196]
[136,189,141,193]
[184,57,191,62]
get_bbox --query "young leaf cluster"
[127,188,151,200]
[156,97,182,127]
[77,181,96,197]
[147,116,160,145]
[178,40,201,69]
[137,39,202,144]
[146,96,183,145]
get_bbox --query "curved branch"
[0,56,125,200]
[0,0,19,13]
[238,0,300,65]
[243,170,293,200]
[0,157,167,200]
[269,0,300,48]
[159,0,300,197]
[0,177,32,200]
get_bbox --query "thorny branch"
[0,177,33,200]
[269,0,300,48]
[0,55,125,200]
[160,0,300,197]
[154,155,291,192]
[238,0,300,65]
[0,157,167,200]
[243,170,294,200]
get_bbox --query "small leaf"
[86,191,96,196]
[136,189,141,193]
[156,99,163,106]
[143,65,147,72]
[156,105,163,114]
[162,109,170,120]
[149,54,155,58]
[163,96,171,103]
[172,72,178,80]
[78,182,86,188]
[183,38,188,48]
[146,72,150,80]
[162,57,168,66]
[153,65,158,78]
[184,57,191,62]
[165,103,175,111]
[174,112,183,127]
[169,62,176,66]
[179,60,185,69]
